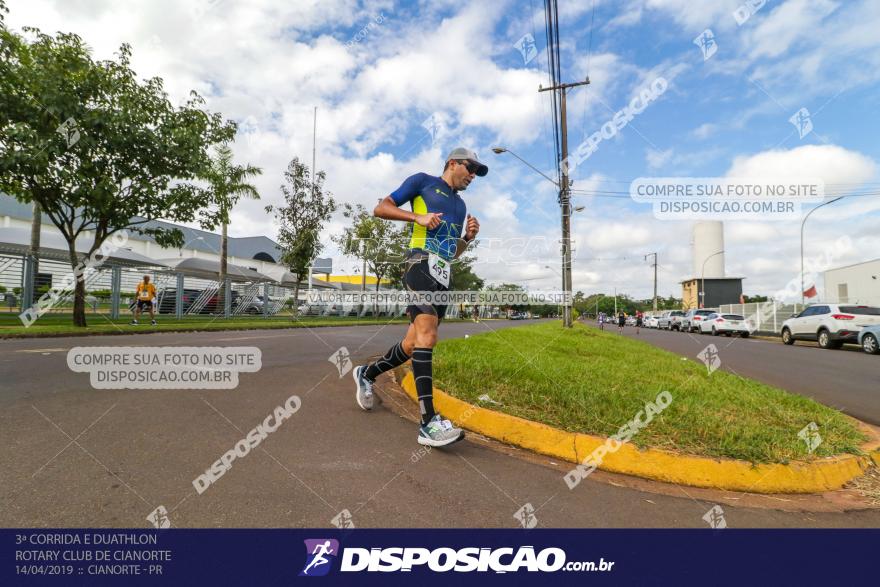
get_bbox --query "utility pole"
[539,77,590,328]
[311,106,317,201]
[644,252,658,311]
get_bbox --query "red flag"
[803,285,818,298]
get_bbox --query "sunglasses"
[457,160,480,175]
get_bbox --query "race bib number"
[428,253,451,288]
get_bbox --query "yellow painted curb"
[395,368,880,494]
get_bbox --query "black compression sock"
[363,341,410,382]
[412,347,435,426]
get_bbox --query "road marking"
[214,333,303,341]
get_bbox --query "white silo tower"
[692,221,725,279]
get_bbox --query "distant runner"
[131,275,157,326]
[617,311,625,333]
[635,310,643,335]
[352,147,487,447]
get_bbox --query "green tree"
[380,223,412,290]
[450,252,484,291]
[266,157,336,316]
[334,203,407,292]
[206,144,262,310]
[484,282,528,314]
[0,18,234,326]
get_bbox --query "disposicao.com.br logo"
[300,542,614,575]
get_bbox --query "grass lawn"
[433,321,866,463]
[0,312,413,338]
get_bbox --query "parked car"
[235,295,265,315]
[658,310,686,331]
[857,324,880,355]
[682,309,717,333]
[781,304,880,349]
[155,288,204,314]
[698,313,751,337]
[645,315,659,328]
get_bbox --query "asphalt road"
[1,319,878,529]
[611,324,880,426]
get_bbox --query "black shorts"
[137,299,153,310]
[618,318,625,327]
[404,252,449,322]
[636,318,643,326]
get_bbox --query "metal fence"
[0,254,428,320]
[717,302,809,334]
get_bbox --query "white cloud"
[726,144,876,185]
[691,123,717,139]
[746,0,839,60]
[646,148,674,169]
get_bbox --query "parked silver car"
[682,309,717,333]
[658,310,686,331]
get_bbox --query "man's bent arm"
[374,196,416,223]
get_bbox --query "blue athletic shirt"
[390,172,467,261]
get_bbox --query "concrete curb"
[395,367,880,494]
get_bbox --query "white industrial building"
[823,258,880,306]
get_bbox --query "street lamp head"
[491,147,507,154]
[574,205,585,212]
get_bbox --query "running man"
[352,147,487,447]
[617,311,625,333]
[131,275,157,326]
[635,310,643,335]
[302,541,335,575]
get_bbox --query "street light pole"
[644,252,658,311]
[800,197,843,305]
[700,250,724,309]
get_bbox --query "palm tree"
[208,144,262,312]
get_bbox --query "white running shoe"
[418,414,464,447]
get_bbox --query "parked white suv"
[781,304,880,349]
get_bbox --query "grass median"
[0,312,414,338]
[432,321,865,463]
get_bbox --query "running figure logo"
[697,344,721,375]
[789,107,813,139]
[514,33,538,65]
[693,29,718,60]
[702,505,727,529]
[300,539,340,577]
[329,347,352,378]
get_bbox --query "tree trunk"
[68,245,87,327]
[292,279,301,318]
[29,201,41,270]
[28,202,41,305]
[374,277,380,318]
[219,220,228,312]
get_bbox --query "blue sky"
[7,0,880,299]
